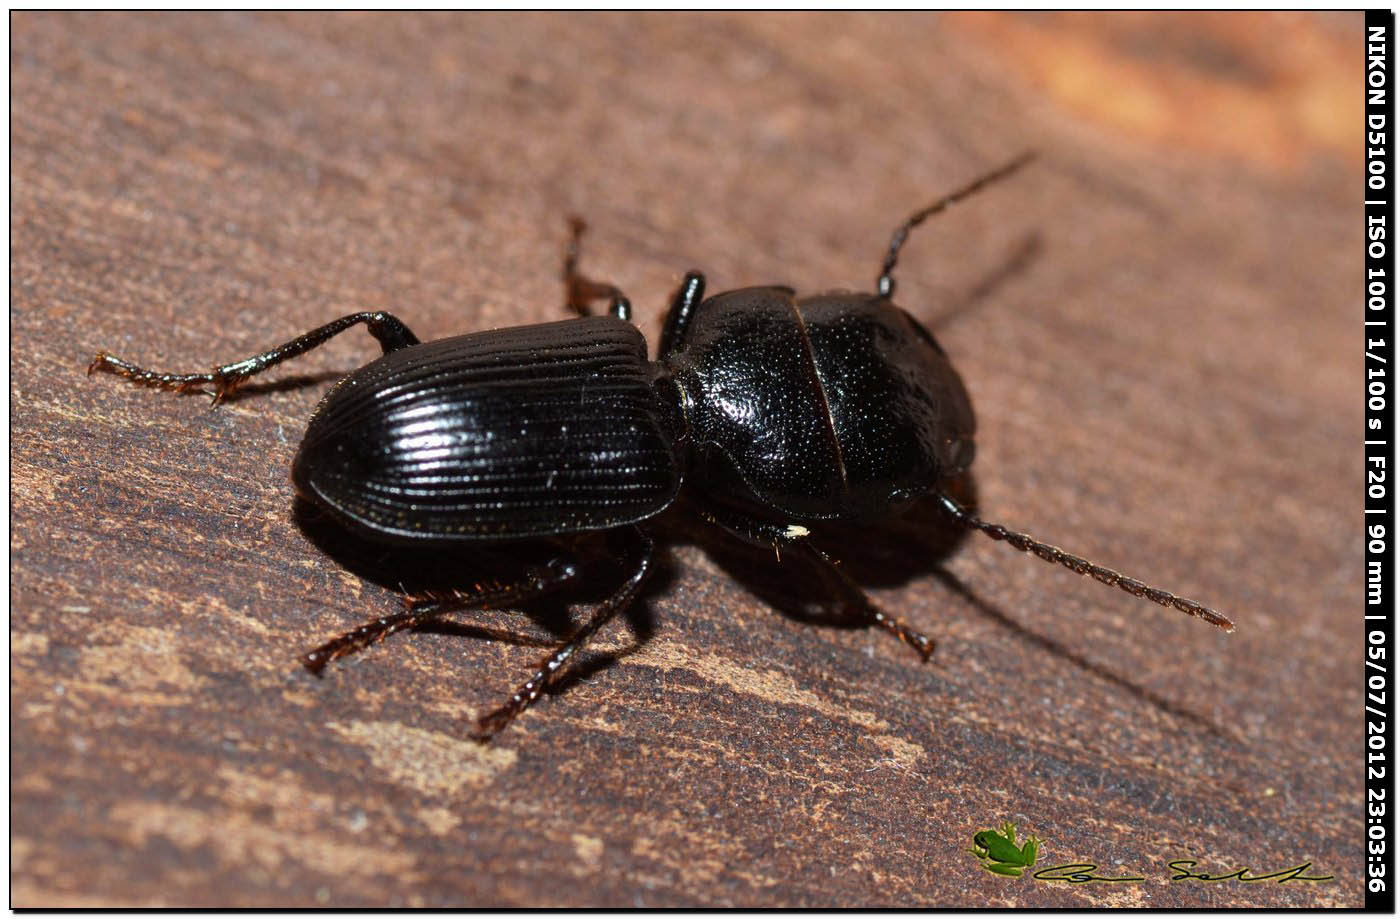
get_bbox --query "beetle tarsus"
[88,351,254,406]
[88,351,220,396]
[302,609,432,675]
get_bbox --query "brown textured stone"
[12,12,1359,907]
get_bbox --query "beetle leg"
[696,505,935,661]
[301,557,580,675]
[89,311,421,404]
[802,542,936,661]
[657,270,706,359]
[472,528,654,740]
[563,216,632,322]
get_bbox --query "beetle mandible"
[89,154,1233,740]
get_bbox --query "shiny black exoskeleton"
[90,156,1232,739]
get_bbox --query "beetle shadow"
[666,482,1236,741]
[930,231,1044,332]
[290,482,1234,740]
[138,370,346,404]
[660,488,976,638]
[230,371,346,399]
[289,498,668,687]
[928,567,1240,742]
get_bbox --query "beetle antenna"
[877,152,1036,299]
[934,493,1234,632]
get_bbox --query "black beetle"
[89,155,1232,739]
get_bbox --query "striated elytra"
[292,317,684,541]
[90,154,1232,740]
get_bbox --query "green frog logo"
[967,821,1042,877]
